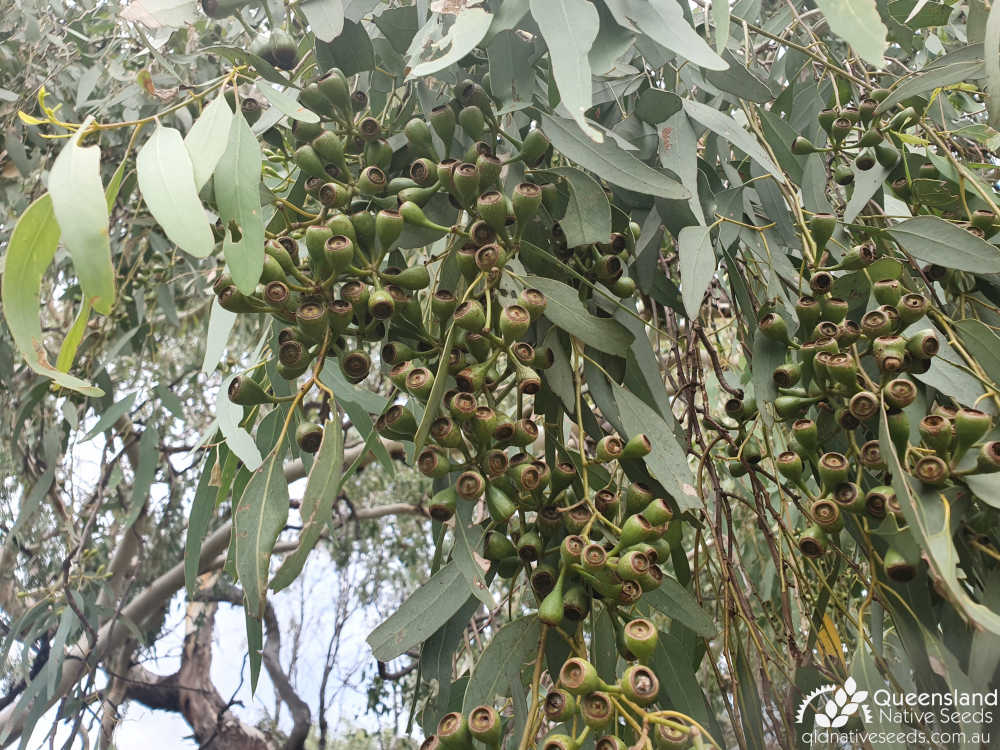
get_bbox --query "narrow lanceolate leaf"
[201,297,238,374]
[523,275,633,356]
[536,167,611,248]
[367,562,470,661]
[234,449,289,619]
[137,124,214,258]
[603,0,727,70]
[712,0,730,52]
[215,112,265,294]
[271,421,345,591]
[0,196,101,395]
[531,0,601,140]
[677,225,716,319]
[640,576,716,637]
[986,1,1000,127]
[256,82,320,123]
[613,381,700,512]
[82,393,137,441]
[408,8,493,78]
[185,92,233,190]
[462,617,541,713]
[55,299,91,375]
[413,323,457,454]
[813,0,887,66]
[541,114,690,200]
[877,60,985,114]
[878,410,1000,636]
[682,99,781,177]
[887,216,1000,274]
[300,0,344,42]
[184,450,220,596]
[48,124,115,315]
[453,501,496,608]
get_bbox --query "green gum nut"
[366,288,394,321]
[884,546,917,583]
[404,365,434,401]
[831,482,864,513]
[855,149,876,171]
[538,570,565,625]
[349,210,376,253]
[326,212,356,242]
[873,278,903,307]
[399,200,449,232]
[791,136,816,155]
[558,657,601,695]
[976,442,1000,473]
[292,119,322,144]
[339,350,371,384]
[296,300,329,343]
[875,142,900,168]
[417,445,451,479]
[428,486,458,522]
[541,735,578,750]
[623,618,658,662]
[774,395,817,421]
[468,706,500,745]
[409,157,438,187]
[775,451,803,481]
[454,300,486,332]
[483,530,516,561]
[905,329,939,360]
[430,104,456,147]
[513,182,543,227]
[324,235,355,276]
[436,712,471,749]
[363,139,393,170]
[798,523,828,558]
[817,452,850,489]
[375,209,404,250]
[954,408,992,459]
[887,409,910,458]
[551,460,577,495]
[317,69,351,114]
[919,414,953,453]
[654,724,693,749]
[486,484,516,523]
[859,126,883,147]
[758,312,791,344]
[385,264,431,291]
[543,689,577,723]
[811,498,843,533]
[476,190,508,232]
[476,153,502,189]
[519,128,550,166]
[809,212,837,250]
[642,498,673,527]
[259,254,285,284]
[456,470,486,501]
[621,664,660,706]
[580,691,613,730]
[304,225,333,277]
[838,242,877,270]
[458,105,486,139]
[817,108,838,133]
[622,433,652,459]
[432,290,458,320]
[318,181,350,209]
[897,293,930,326]
[357,165,387,196]
[436,159,459,193]
[312,131,347,170]
[294,144,327,179]
[397,184,441,208]
[820,296,849,323]
[298,83,335,117]
[795,295,822,333]
[773,363,801,388]
[456,361,491,393]
[562,582,591,621]
[227,375,276,406]
[403,117,438,159]
[499,304,531,342]
[452,162,480,207]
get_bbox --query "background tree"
[2,0,1000,749]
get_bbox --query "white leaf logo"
[825,701,838,719]
[815,714,831,728]
[832,715,849,728]
[844,677,857,693]
[835,688,848,707]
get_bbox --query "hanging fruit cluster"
[217,69,677,624]
[721,157,1000,584]
[423,630,706,750]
